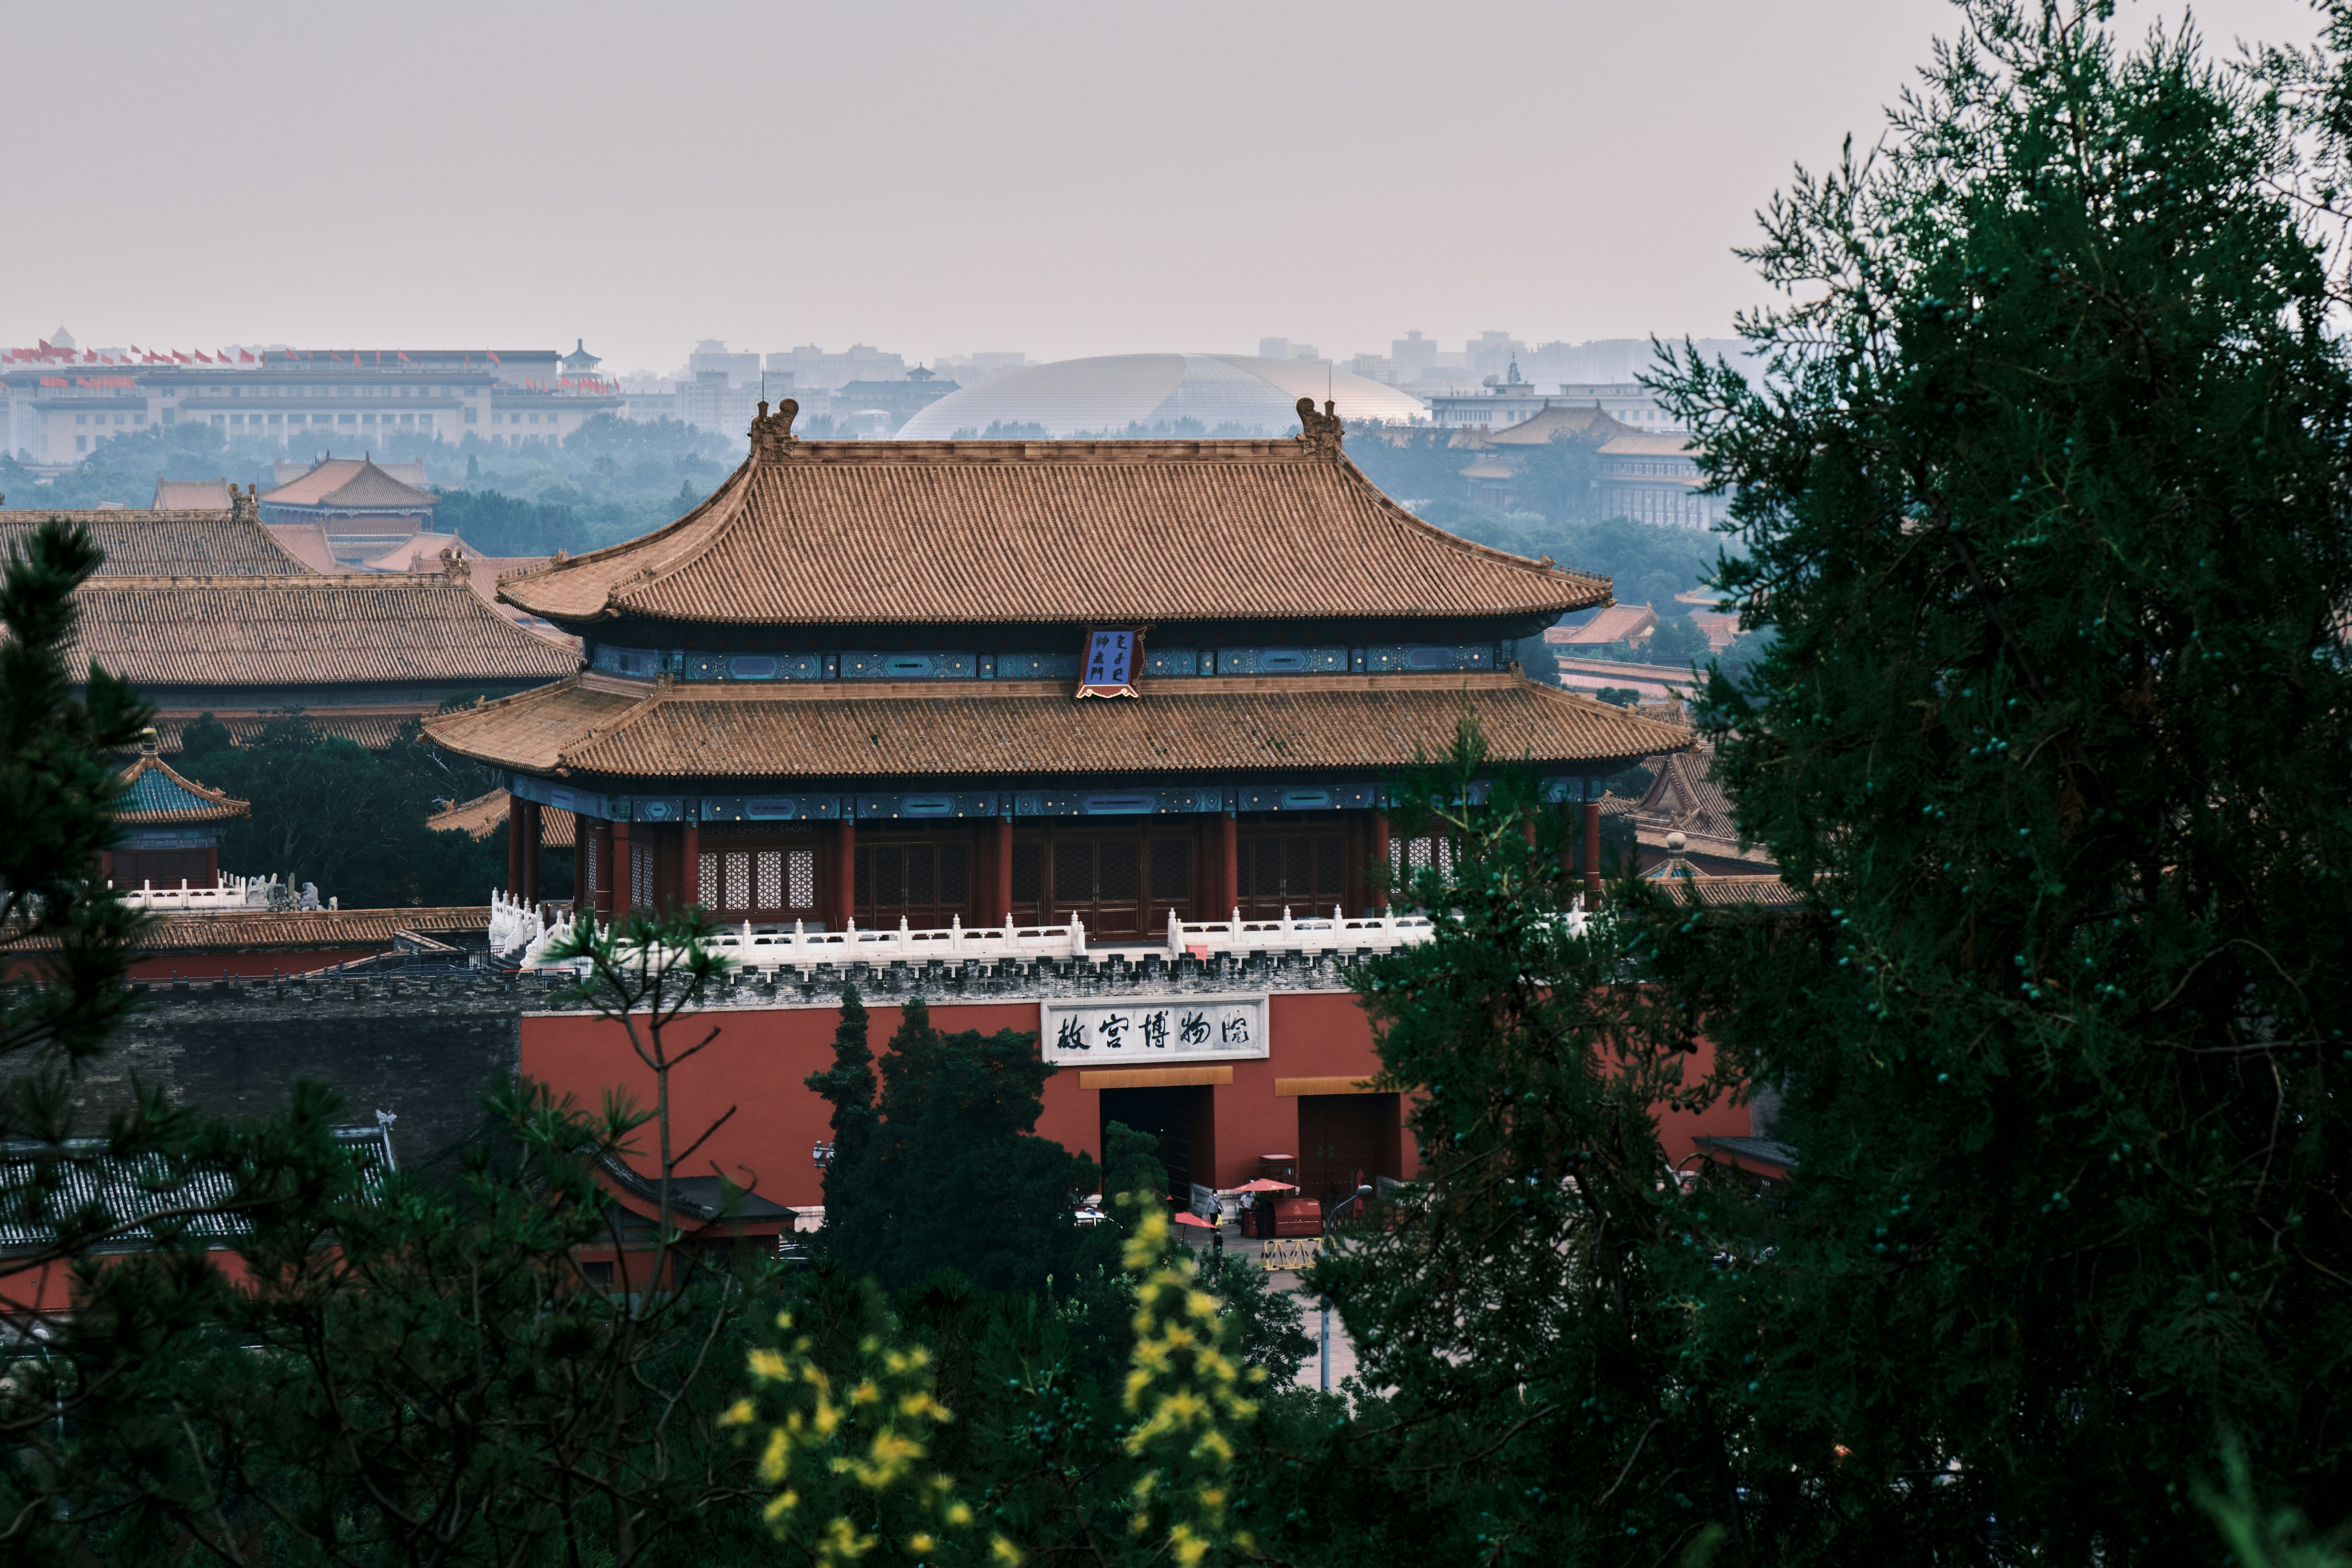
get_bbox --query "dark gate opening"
[1098,1085,1214,1208]
[1297,1092,1401,1208]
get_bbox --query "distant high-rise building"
[1390,331,1437,384]
[763,344,908,392]
[1347,354,1395,385]
[687,340,762,387]
[1258,337,1290,361]
[1467,330,1523,381]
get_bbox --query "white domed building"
[898,354,1427,439]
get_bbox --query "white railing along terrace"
[115,874,326,913]
[494,899,1485,973]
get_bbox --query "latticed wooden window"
[1394,835,1453,881]
[724,851,751,910]
[1010,843,1041,905]
[938,845,967,905]
[786,849,814,910]
[757,850,784,911]
[1097,840,1137,902]
[1053,841,1090,907]
[1150,839,1189,900]
[698,852,719,907]
[630,844,654,911]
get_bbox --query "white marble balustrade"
[496,902,1456,973]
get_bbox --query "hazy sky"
[6,0,2327,374]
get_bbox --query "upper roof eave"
[496,434,1609,628]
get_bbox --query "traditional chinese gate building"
[427,400,1712,1211]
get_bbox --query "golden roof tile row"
[71,575,580,689]
[0,508,317,576]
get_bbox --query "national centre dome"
[897,354,1429,439]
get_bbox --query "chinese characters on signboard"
[1039,994,1268,1065]
[1077,628,1141,699]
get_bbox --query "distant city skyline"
[5,0,2316,375]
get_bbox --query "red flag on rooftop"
[487,351,501,364]
[374,351,381,366]
[240,350,255,363]
[36,340,50,352]
[397,351,411,363]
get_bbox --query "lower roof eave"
[421,669,1695,784]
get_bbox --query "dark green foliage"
[176,709,506,907]
[0,518,150,1070]
[1101,1115,1169,1209]
[804,984,878,1243]
[1194,1248,1316,1388]
[1640,0,2352,1553]
[812,997,1092,1295]
[1280,715,1740,1564]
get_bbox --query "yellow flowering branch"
[1118,1198,1266,1564]
[726,1310,1014,1566]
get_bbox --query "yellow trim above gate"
[1077,1065,1235,1090]
[1274,1076,1388,1097]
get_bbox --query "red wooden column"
[588,820,611,919]
[681,819,700,911]
[523,801,544,906]
[612,819,632,915]
[1219,810,1239,920]
[836,816,857,928]
[507,793,525,896]
[995,816,1015,926]
[1370,811,1391,911]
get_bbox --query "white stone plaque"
[1040,994,1268,1065]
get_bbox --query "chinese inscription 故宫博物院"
[1039,995,1268,1064]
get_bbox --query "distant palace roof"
[152,478,234,510]
[425,669,1690,782]
[1475,404,1635,448]
[116,752,249,824]
[260,456,439,513]
[0,505,317,576]
[498,405,1607,628]
[428,788,577,846]
[71,574,579,690]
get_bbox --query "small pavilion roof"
[424,669,1691,783]
[261,457,439,513]
[116,752,249,824]
[497,408,1609,628]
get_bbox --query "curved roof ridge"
[495,454,755,612]
[1331,453,1613,603]
[117,753,251,822]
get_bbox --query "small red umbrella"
[1171,1211,1216,1230]
[1230,1178,1297,1193]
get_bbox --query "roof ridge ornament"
[749,398,800,461]
[230,483,259,523]
[1295,396,1343,457]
